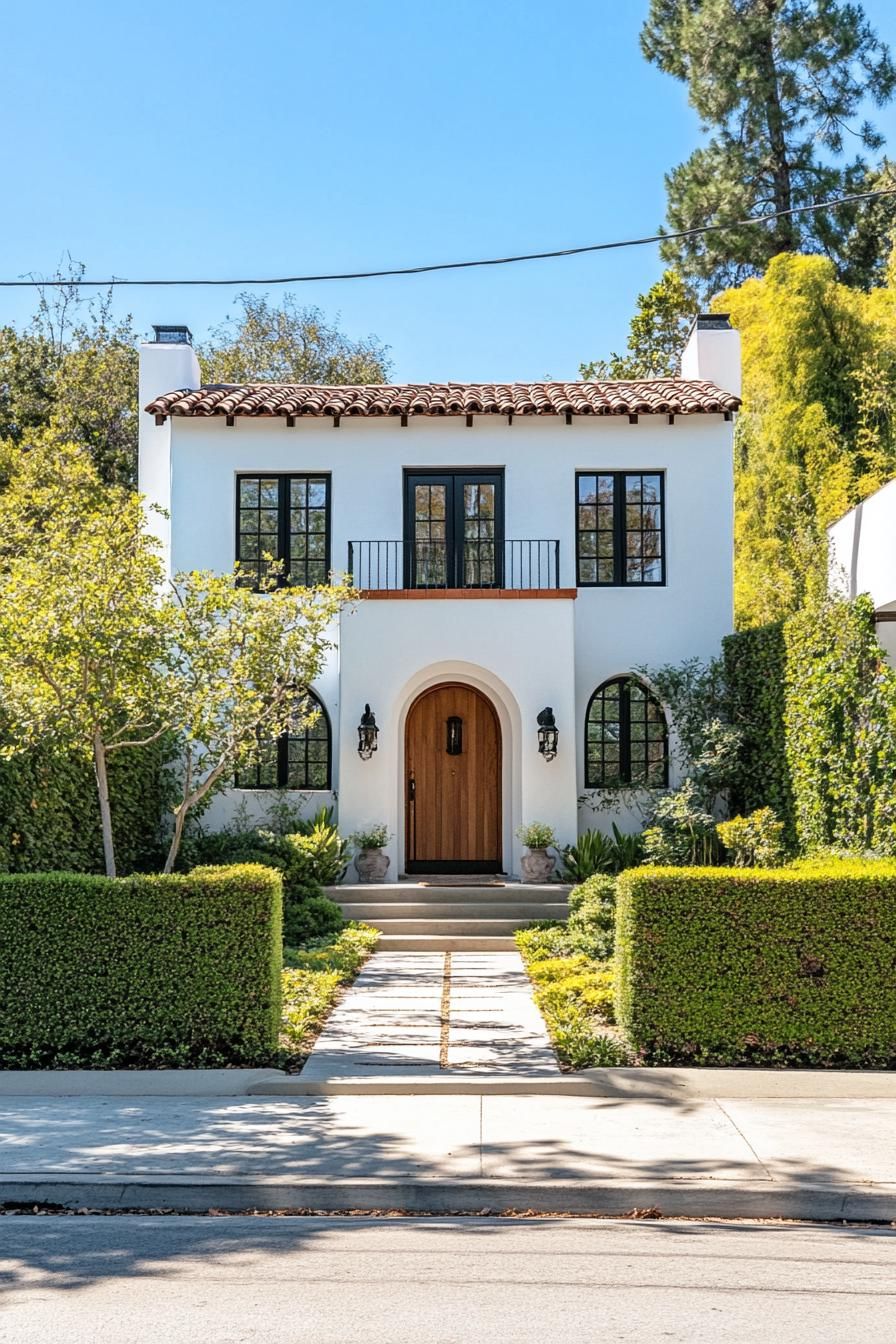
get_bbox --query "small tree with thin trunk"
[0,438,170,876]
[160,568,352,873]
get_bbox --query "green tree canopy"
[642,0,896,293]
[717,250,896,626]
[580,270,698,379]
[200,293,392,385]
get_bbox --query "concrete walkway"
[2,1089,896,1219]
[300,951,559,1081]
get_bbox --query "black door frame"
[403,469,505,589]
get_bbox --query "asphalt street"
[1,1214,894,1343]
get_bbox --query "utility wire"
[3,186,895,288]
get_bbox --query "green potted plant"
[515,821,558,884]
[350,823,392,883]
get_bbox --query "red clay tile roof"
[146,380,740,419]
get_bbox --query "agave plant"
[560,829,617,882]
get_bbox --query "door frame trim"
[404,679,503,874]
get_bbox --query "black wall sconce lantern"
[446,715,463,756]
[537,706,559,761]
[358,704,379,760]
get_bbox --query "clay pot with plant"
[350,824,392,883]
[515,821,558,884]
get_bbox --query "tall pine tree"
[642,0,896,293]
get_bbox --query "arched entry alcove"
[404,681,502,874]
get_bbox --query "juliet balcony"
[347,539,566,596]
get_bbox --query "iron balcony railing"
[348,539,561,591]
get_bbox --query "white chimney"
[679,313,741,399]
[138,325,201,578]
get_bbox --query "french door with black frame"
[404,471,504,589]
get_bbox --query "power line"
[3,186,895,289]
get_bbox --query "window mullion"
[613,473,625,586]
[278,475,290,586]
[620,682,632,782]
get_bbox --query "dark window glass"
[576,471,664,585]
[237,474,330,587]
[585,677,668,788]
[235,692,332,790]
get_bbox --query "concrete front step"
[377,934,518,951]
[327,883,570,905]
[338,902,568,921]
[345,917,535,937]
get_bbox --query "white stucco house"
[138,316,740,881]
[828,478,896,663]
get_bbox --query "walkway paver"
[300,951,559,1080]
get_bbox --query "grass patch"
[278,922,379,1069]
[516,922,630,1070]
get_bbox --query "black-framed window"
[236,474,330,587]
[235,692,332,790]
[403,471,504,588]
[585,677,668,788]
[576,471,664,585]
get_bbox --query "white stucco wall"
[145,401,734,873]
[828,478,896,613]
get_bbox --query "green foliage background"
[725,596,896,857]
[0,864,283,1068]
[616,862,896,1066]
[0,732,175,875]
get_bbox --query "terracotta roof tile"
[146,380,740,419]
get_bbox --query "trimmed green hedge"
[0,864,282,1068]
[616,864,896,1066]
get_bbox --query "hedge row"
[616,864,896,1066]
[0,731,176,874]
[0,864,282,1068]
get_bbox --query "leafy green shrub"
[642,780,719,865]
[567,873,617,960]
[717,807,786,867]
[182,826,344,944]
[0,864,282,1068]
[515,934,629,1069]
[560,829,616,881]
[283,892,344,946]
[609,824,646,871]
[280,923,379,1062]
[283,821,350,885]
[616,863,896,1066]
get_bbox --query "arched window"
[236,691,332,790]
[585,677,668,788]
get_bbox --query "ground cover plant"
[616,862,896,1067]
[0,864,282,1068]
[279,923,379,1069]
[516,875,629,1068]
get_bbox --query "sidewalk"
[2,1082,895,1220]
[301,950,558,1080]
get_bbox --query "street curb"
[1,1175,893,1221]
[0,1070,288,1097]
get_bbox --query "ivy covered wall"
[724,595,896,856]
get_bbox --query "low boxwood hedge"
[616,863,896,1067]
[0,864,282,1068]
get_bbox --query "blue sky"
[3,0,896,382]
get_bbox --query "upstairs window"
[236,474,330,587]
[576,471,664,586]
[235,691,332,790]
[585,677,668,788]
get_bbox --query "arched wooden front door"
[405,683,502,874]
